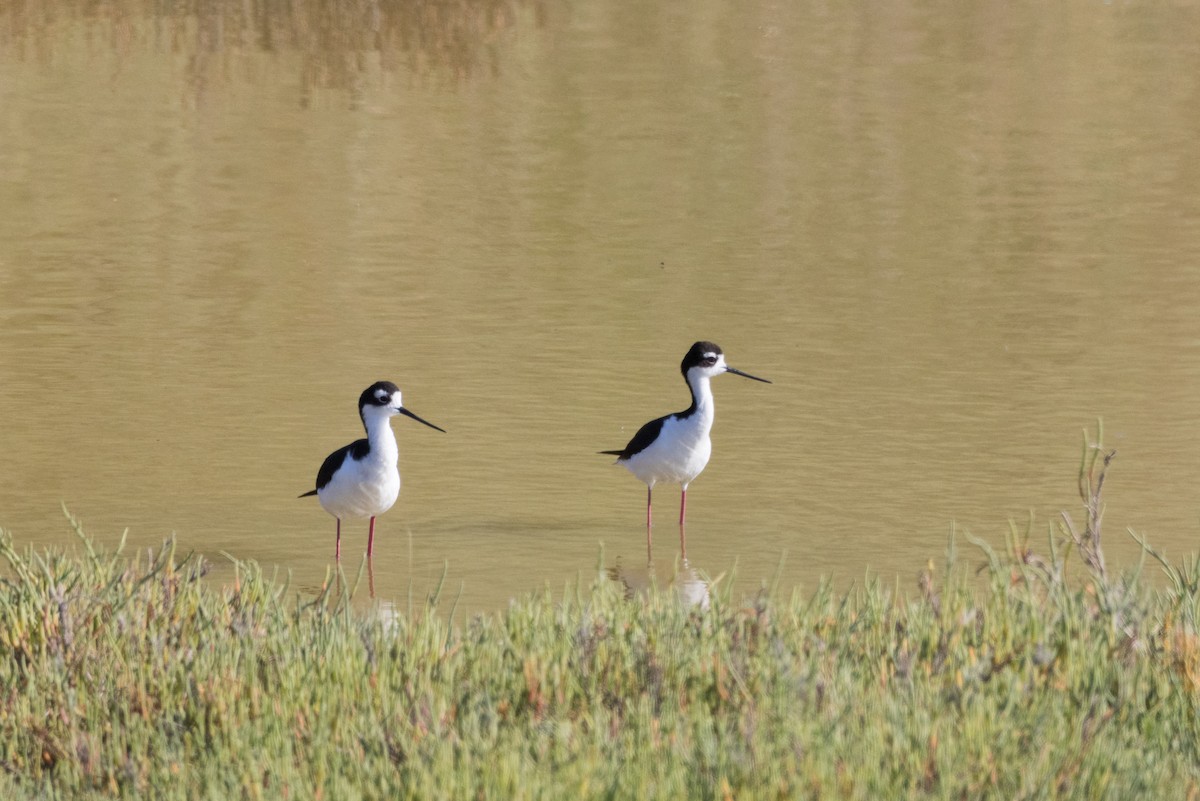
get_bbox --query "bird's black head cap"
[359,381,401,411]
[680,341,723,376]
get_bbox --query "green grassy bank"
[3,438,1200,799]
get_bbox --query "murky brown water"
[3,0,1200,612]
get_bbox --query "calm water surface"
[2,0,1200,612]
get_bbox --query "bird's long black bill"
[726,366,772,384]
[399,407,447,432]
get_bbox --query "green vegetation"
[3,431,1200,799]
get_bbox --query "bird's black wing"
[299,439,370,497]
[599,415,668,461]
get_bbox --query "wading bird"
[600,341,770,543]
[301,381,444,560]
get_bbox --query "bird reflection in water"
[605,526,710,610]
[367,595,402,632]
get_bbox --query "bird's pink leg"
[645,486,653,561]
[646,486,653,529]
[679,520,688,561]
[679,487,688,526]
[335,518,342,562]
[367,516,377,559]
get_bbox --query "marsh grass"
[3,427,1200,799]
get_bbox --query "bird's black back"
[299,438,371,497]
[600,414,670,461]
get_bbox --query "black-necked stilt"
[300,380,445,561]
[600,341,770,535]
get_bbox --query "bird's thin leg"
[335,518,342,562]
[367,558,376,599]
[679,486,688,526]
[645,485,653,561]
[679,520,688,561]
[367,516,377,559]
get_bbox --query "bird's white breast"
[317,412,402,521]
[318,454,400,519]
[621,412,713,488]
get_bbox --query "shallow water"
[2,0,1200,611]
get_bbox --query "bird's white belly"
[622,416,712,487]
[318,458,400,519]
